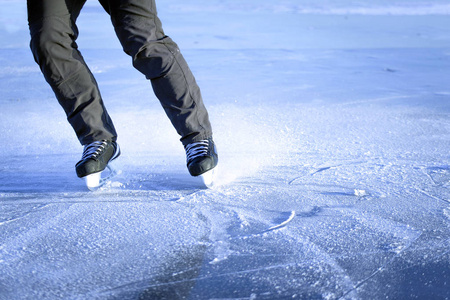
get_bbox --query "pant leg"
[27,0,117,145]
[99,0,212,145]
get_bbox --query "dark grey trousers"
[27,0,212,146]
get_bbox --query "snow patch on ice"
[444,207,450,220]
[354,189,369,197]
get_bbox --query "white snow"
[1,0,449,299]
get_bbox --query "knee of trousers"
[29,16,76,70]
[130,37,180,80]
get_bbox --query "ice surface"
[0,0,449,299]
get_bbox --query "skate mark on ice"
[320,188,370,198]
[288,166,336,184]
[262,210,296,233]
[310,166,334,175]
[288,159,368,185]
[310,205,424,299]
[343,208,422,249]
[275,204,424,300]
[289,183,372,201]
[0,189,210,204]
[201,209,297,264]
[87,244,207,299]
[95,259,352,299]
[332,94,413,108]
[0,203,52,226]
[169,203,356,295]
[199,204,298,265]
[338,231,424,300]
[415,187,449,204]
[287,156,413,187]
[131,230,356,297]
[0,203,76,264]
[424,165,450,186]
[279,228,357,296]
[433,238,450,260]
[224,209,297,239]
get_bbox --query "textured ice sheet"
[0,0,449,299]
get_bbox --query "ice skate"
[75,140,121,190]
[185,138,218,188]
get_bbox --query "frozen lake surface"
[0,0,449,299]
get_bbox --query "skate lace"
[81,140,108,161]
[185,140,209,163]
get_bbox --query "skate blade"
[85,172,101,191]
[199,167,217,189]
[83,165,119,191]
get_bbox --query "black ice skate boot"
[185,138,218,187]
[76,140,120,189]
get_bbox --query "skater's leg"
[27,0,117,145]
[99,0,212,145]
